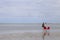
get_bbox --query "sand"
[0,23,60,40]
[0,30,60,40]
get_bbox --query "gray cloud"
[0,0,60,22]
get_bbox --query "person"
[42,23,50,40]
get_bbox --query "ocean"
[0,23,60,34]
[0,23,60,30]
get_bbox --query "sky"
[0,0,60,23]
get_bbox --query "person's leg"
[42,34,44,40]
[42,32,46,40]
[47,30,50,36]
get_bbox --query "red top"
[43,26,50,30]
[44,26,46,29]
[47,27,50,30]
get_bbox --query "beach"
[0,23,60,40]
[0,30,60,40]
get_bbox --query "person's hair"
[42,22,44,27]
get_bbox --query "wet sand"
[0,30,60,40]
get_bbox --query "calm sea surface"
[0,23,60,31]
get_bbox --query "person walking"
[42,23,50,40]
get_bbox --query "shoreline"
[0,29,60,34]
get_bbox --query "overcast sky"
[0,0,60,23]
